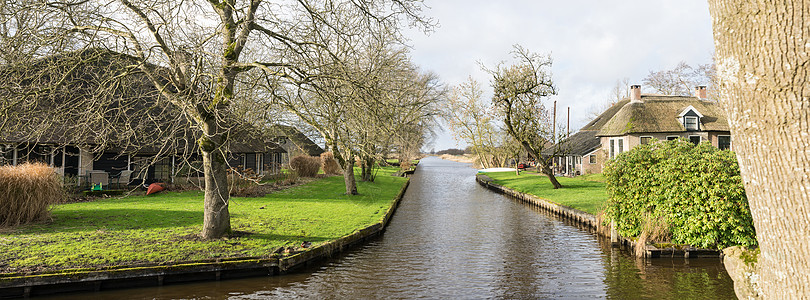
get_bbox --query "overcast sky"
[404,0,716,151]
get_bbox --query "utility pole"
[567,106,570,136]
[552,100,557,143]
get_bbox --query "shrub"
[228,168,267,197]
[289,155,321,177]
[0,163,64,227]
[321,152,342,175]
[604,139,757,249]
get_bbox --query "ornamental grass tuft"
[290,155,321,177]
[0,162,65,227]
[321,152,341,175]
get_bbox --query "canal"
[44,156,735,299]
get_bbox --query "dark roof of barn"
[541,130,601,156]
[0,48,276,154]
[269,125,324,156]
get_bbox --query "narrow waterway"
[46,156,735,299]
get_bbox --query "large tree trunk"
[343,160,358,195]
[199,131,231,239]
[539,159,562,189]
[330,143,358,195]
[709,1,810,298]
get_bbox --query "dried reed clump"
[290,155,321,177]
[400,161,412,171]
[0,163,65,227]
[320,152,342,175]
[635,214,672,257]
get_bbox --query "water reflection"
[38,157,734,299]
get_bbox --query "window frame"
[684,116,699,131]
[689,135,701,145]
[718,135,732,150]
[666,136,679,141]
[609,137,624,159]
[639,136,654,145]
[588,154,596,164]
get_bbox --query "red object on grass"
[146,183,165,195]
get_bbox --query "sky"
[403,0,716,151]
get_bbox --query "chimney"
[630,85,642,102]
[695,85,707,100]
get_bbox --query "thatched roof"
[542,130,601,156]
[596,95,730,137]
[0,48,277,154]
[268,125,324,156]
[581,99,631,131]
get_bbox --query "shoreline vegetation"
[0,165,410,277]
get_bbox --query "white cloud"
[405,1,715,150]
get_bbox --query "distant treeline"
[434,148,467,156]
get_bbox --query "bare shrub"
[321,152,341,175]
[290,155,321,177]
[0,163,65,227]
[400,161,412,171]
[228,168,268,197]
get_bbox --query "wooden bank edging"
[475,173,720,259]
[0,177,412,299]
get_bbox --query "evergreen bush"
[604,139,757,249]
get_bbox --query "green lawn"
[484,172,608,215]
[0,167,407,275]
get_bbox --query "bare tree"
[642,61,716,96]
[3,0,429,239]
[709,1,810,298]
[444,77,500,168]
[485,45,563,189]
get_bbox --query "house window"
[684,116,699,131]
[589,154,596,164]
[689,135,701,145]
[609,138,624,159]
[718,135,731,150]
[640,136,653,145]
[667,136,679,141]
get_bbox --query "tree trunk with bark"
[199,122,231,239]
[330,143,358,195]
[519,140,563,189]
[539,159,562,189]
[343,160,358,195]
[709,1,810,298]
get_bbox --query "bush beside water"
[604,140,757,249]
[0,163,64,227]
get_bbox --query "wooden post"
[610,219,619,245]
[552,100,557,143]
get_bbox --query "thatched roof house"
[547,85,732,177]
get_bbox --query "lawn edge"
[0,175,412,298]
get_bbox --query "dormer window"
[679,105,704,132]
[684,116,699,131]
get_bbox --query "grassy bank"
[483,172,608,215]
[0,167,407,275]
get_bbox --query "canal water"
[45,156,735,299]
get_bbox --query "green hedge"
[604,139,757,249]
